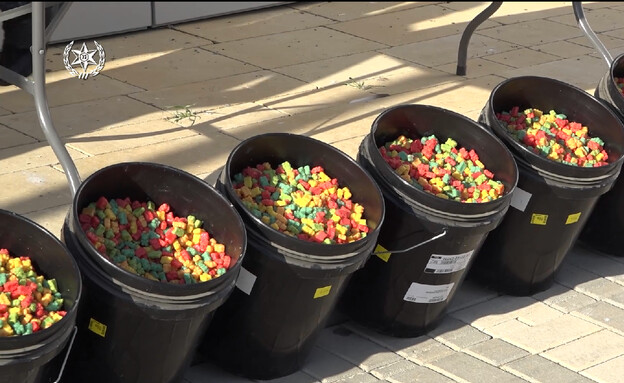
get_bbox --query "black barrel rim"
[485,75,624,178]
[221,133,385,260]
[609,52,624,96]
[0,209,81,350]
[367,104,518,218]
[69,161,247,297]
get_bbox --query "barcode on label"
[403,282,455,304]
[424,250,474,274]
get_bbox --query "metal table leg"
[456,1,502,76]
[573,1,612,67]
[1,2,82,196]
[457,2,614,76]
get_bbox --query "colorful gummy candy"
[0,249,66,336]
[496,107,609,167]
[379,135,505,203]
[79,197,232,284]
[615,77,624,96]
[232,161,370,244]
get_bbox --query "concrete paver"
[500,55,610,93]
[549,7,624,33]
[130,70,312,111]
[573,301,624,336]
[477,18,583,46]
[503,354,597,383]
[482,47,561,69]
[202,27,387,69]
[104,47,261,90]
[429,352,527,383]
[541,330,624,372]
[0,96,165,140]
[0,123,38,148]
[273,52,452,91]
[581,355,624,383]
[381,34,519,68]
[3,2,624,383]
[224,101,385,144]
[344,323,456,364]
[315,326,403,372]
[483,315,601,354]
[464,338,530,367]
[0,72,143,113]
[328,3,500,46]
[302,346,380,383]
[0,142,86,174]
[532,282,598,313]
[291,2,429,23]
[427,317,491,350]
[533,40,595,58]
[173,6,332,42]
[381,363,455,383]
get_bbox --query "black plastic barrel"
[59,162,247,383]
[594,52,624,120]
[201,133,385,380]
[0,210,81,383]
[579,54,624,256]
[339,104,518,338]
[475,76,624,295]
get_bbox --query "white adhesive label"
[510,187,531,212]
[404,282,455,304]
[424,250,474,274]
[235,266,256,295]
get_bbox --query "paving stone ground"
[3,2,624,383]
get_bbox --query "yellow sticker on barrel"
[375,244,391,262]
[566,212,581,225]
[314,285,332,299]
[88,318,107,337]
[530,213,548,225]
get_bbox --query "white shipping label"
[424,250,475,274]
[404,282,455,304]
[235,266,256,295]
[510,187,532,212]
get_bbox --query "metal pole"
[456,2,503,76]
[31,1,81,196]
[573,1,612,67]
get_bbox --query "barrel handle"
[372,229,447,255]
[53,325,78,383]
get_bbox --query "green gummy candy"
[148,250,162,259]
[183,273,193,284]
[47,279,58,293]
[95,224,106,236]
[118,211,128,225]
[45,299,62,312]
[149,219,160,229]
[132,207,145,217]
[121,230,132,241]
[12,322,24,335]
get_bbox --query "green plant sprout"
[165,104,200,126]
